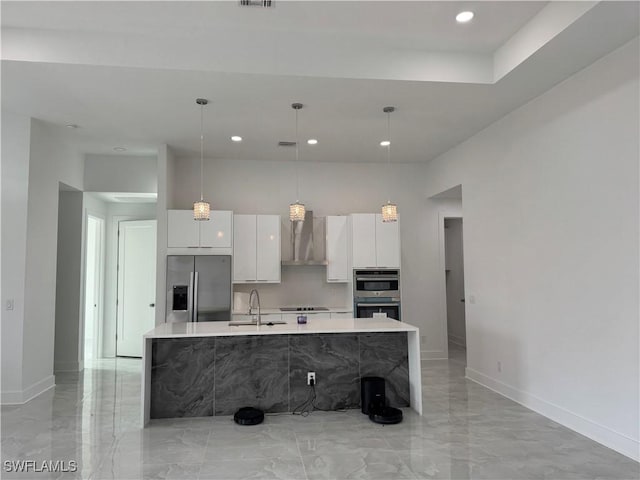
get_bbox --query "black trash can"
[361,376,386,414]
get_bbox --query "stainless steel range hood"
[281,210,328,266]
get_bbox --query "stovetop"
[279,306,330,312]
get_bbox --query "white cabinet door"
[351,214,377,268]
[330,312,353,320]
[233,215,257,283]
[256,215,281,283]
[375,214,400,268]
[200,211,233,248]
[167,210,199,248]
[326,216,349,282]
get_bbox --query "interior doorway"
[444,217,467,365]
[84,214,105,361]
[116,219,157,357]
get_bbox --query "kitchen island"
[142,318,421,425]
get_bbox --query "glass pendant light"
[193,98,210,221]
[289,102,306,222]
[381,106,398,223]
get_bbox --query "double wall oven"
[353,269,401,321]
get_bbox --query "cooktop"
[279,307,330,312]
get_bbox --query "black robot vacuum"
[234,407,264,426]
[361,376,403,425]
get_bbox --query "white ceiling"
[1,1,638,163]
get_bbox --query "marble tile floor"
[1,356,638,480]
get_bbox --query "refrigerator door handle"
[188,271,195,322]
[193,271,199,322]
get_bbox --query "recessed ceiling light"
[66,124,79,129]
[456,11,474,23]
[113,146,127,152]
[307,139,318,145]
[380,140,391,147]
[231,136,242,142]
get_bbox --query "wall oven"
[354,269,401,321]
[355,299,401,321]
[353,269,400,298]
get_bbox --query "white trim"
[1,375,55,405]
[421,350,449,360]
[54,361,81,372]
[466,367,640,462]
[448,333,466,347]
[83,211,106,362]
[437,209,465,360]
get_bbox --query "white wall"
[54,188,84,372]
[445,218,466,347]
[423,39,639,459]
[102,201,157,357]
[21,119,85,400]
[0,111,30,401]
[84,154,157,193]
[154,145,173,326]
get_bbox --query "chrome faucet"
[249,289,261,326]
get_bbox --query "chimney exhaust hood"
[281,210,328,266]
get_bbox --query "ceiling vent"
[278,141,296,147]
[239,0,274,7]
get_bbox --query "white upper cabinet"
[167,210,233,250]
[350,213,400,269]
[200,211,233,248]
[375,214,400,268]
[233,214,280,283]
[326,216,350,282]
[233,214,257,282]
[351,214,377,268]
[256,215,281,283]
[167,210,199,248]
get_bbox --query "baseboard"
[466,367,640,461]
[448,334,466,347]
[54,361,81,373]
[421,350,448,360]
[1,375,55,405]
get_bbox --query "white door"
[117,220,157,357]
[84,215,104,361]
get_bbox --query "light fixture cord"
[295,106,300,202]
[200,102,204,202]
[386,109,392,204]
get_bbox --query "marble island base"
[142,319,421,425]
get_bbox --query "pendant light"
[193,98,210,221]
[289,102,306,222]
[381,106,398,223]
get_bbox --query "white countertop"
[144,318,418,339]
[232,307,352,315]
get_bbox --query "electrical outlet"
[307,372,316,386]
[497,361,502,373]
[6,299,14,311]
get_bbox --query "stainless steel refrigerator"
[166,255,232,323]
